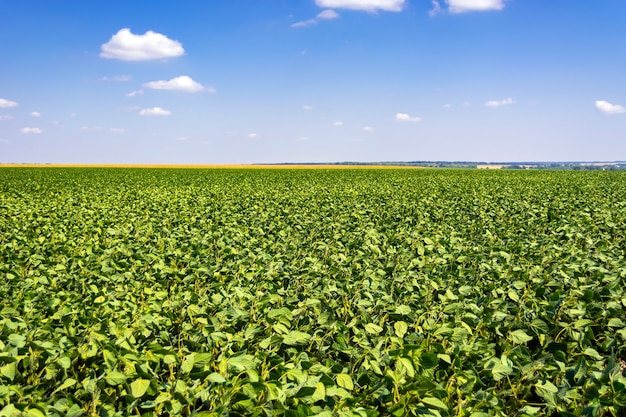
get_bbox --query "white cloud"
[595,100,626,115]
[447,0,505,13]
[443,104,452,108]
[302,105,313,111]
[292,9,340,27]
[139,107,172,116]
[292,19,317,28]
[485,97,513,107]
[395,113,422,122]
[100,75,132,82]
[143,76,214,93]
[247,133,258,139]
[80,126,102,131]
[363,126,373,132]
[315,0,405,12]
[21,127,42,134]
[30,111,41,117]
[0,138,8,144]
[110,128,126,134]
[100,28,184,61]
[175,136,188,141]
[332,121,344,126]
[298,136,310,141]
[126,90,144,98]
[429,0,443,16]
[0,98,18,108]
[318,9,340,19]
[0,115,15,120]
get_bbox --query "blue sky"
[1,0,625,164]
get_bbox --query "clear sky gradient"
[1,0,625,164]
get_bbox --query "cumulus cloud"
[139,107,171,116]
[110,128,126,134]
[0,115,15,120]
[431,0,505,14]
[485,97,513,108]
[429,0,443,16]
[143,76,215,93]
[30,111,41,117]
[332,121,344,126]
[318,9,340,19]
[21,127,42,134]
[395,113,422,122]
[0,98,18,108]
[363,126,373,132]
[100,75,132,82]
[247,133,258,139]
[447,0,505,13]
[595,100,626,115]
[292,9,340,27]
[302,105,313,111]
[443,104,452,109]
[315,0,405,12]
[100,28,184,61]
[292,19,316,28]
[126,89,144,98]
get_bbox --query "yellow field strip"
[0,164,423,169]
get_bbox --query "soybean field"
[1,168,625,417]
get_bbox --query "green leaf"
[509,329,533,344]
[282,331,311,346]
[227,354,257,372]
[181,353,195,374]
[421,397,448,410]
[130,378,151,398]
[437,354,452,364]
[207,372,226,383]
[53,378,76,393]
[573,319,593,329]
[583,348,603,361]
[0,362,16,381]
[491,363,513,381]
[394,305,411,315]
[336,373,354,390]
[364,323,383,335]
[105,371,128,386]
[23,409,45,417]
[396,357,415,378]
[519,405,541,415]
[66,404,83,417]
[57,356,71,369]
[7,334,25,348]
[311,382,326,402]
[535,380,558,403]
[394,321,408,338]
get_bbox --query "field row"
[1,168,625,416]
